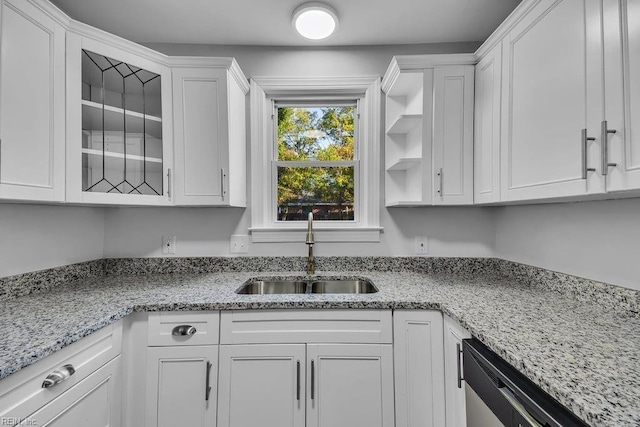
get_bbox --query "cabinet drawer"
[220,310,393,344]
[28,355,121,427]
[147,311,220,346]
[0,321,122,420]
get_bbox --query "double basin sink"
[236,278,378,294]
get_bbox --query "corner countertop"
[0,270,638,426]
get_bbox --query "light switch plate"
[162,236,176,255]
[230,235,249,254]
[415,236,428,255]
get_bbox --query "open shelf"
[387,157,421,171]
[82,148,162,164]
[386,114,422,135]
[82,100,162,138]
[82,100,161,122]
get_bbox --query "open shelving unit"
[382,70,428,206]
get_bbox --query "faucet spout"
[306,212,315,275]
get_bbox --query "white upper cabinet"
[432,65,474,205]
[171,60,249,206]
[0,0,66,202]
[65,30,174,205]
[603,0,640,192]
[474,43,502,204]
[499,0,606,201]
[382,55,475,206]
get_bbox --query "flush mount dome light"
[293,2,338,40]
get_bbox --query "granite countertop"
[0,270,638,427]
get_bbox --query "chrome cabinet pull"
[456,343,464,389]
[601,121,617,175]
[310,359,315,400]
[172,325,197,336]
[581,129,596,179]
[167,168,172,198]
[205,361,212,401]
[296,360,301,401]
[221,168,226,201]
[437,168,443,197]
[42,364,75,388]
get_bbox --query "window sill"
[249,227,383,243]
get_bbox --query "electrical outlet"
[230,235,249,254]
[162,236,176,255]
[415,236,428,255]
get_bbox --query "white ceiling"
[50,0,522,47]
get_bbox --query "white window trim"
[249,76,382,243]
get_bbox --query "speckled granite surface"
[0,259,105,301]
[0,268,638,426]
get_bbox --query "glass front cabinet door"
[66,33,173,205]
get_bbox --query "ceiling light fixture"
[292,2,338,40]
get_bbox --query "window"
[275,103,357,222]
[250,77,381,242]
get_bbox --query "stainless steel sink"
[311,280,377,294]
[236,280,307,294]
[236,278,378,294]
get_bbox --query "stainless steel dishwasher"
[463,339,588,427]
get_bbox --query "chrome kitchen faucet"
[306,212,315,275]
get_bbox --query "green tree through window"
[276,106,356,221]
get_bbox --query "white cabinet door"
[444,316,472,427]
[65,33,174,206]
[307,344,394,427]
[500,0,605,201]
[146,346,218,427]
[217,344,306,427]
[172,63,247,207]
[173,67,227,205]
[603,0,640,191]
[432,66,474,205]
[0,0,65,202]
[28,356,121,427]
[393,310,446,427]
[474,44,502,204]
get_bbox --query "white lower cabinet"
[444,315,472,427]
[145,346,218,427]
[307,344,394,427]
[393,310,446,427]
[217,343,394,427]
[217,344,306,427]
[28,356,122,427]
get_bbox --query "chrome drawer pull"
[172,325,197,336]
[42,364,75,388]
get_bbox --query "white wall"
[102,42,496,259]
[494,198,640,291]
[0,204,104,277]
[102,205,495,258]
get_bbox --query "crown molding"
[251,75,380,96]
[381,54,476,93]
[475,0,542,59]
[166,57,250,94]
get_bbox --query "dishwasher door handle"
[499,386,542,427]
